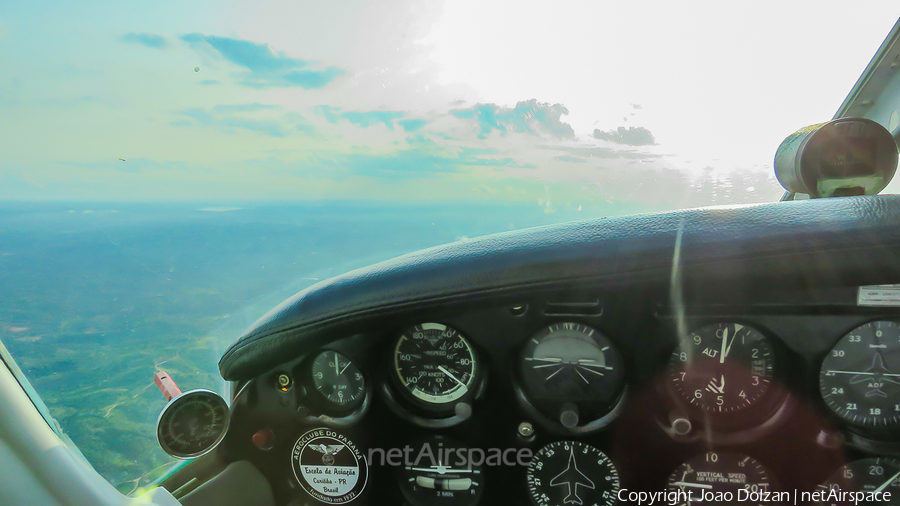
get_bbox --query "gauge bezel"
[526,440,620,506]
[305,349,367,415]
[662,320,791,432]
[388,322,484,415]
[156,388,230,459]
[514,321,628,434]
[666,451,776,505]
[817,318,900,436]
[814,457,900,503]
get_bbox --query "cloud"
[62,157,188,174]
[593,126,656,146]
[181,33,343,89]
[324,145,531,179]
[398,119,428,132]
[182,33,296,72]
[277,68,344,89]
[553,155,587,163]
[285,112,316,135]
[315,105,405,131]
[199,80,220,86]
[173,105,312,137]
[540,145,658,160]
[213,103,279,113]
[451,99,575,139]
[261,135,533,180]
[120,32,168,49]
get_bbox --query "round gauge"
[668,322,775,412]
[397,435,484,506]
[519,322,625,426]
[819,320,900,428]
[666,452,773,506]
[392,323,478,409]
[309,350,366,412]
[814,458,900,505]
[157,389,229,459]
[526,441,619,506]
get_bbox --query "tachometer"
[668,323,775,412]
[526,441,619,506]
[392,323,478,410]
[814,458,900,505]
[819,320,900,428]
[666,451,773,506]
[157,389,229,459]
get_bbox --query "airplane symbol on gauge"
[550,446,595,505]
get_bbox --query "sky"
[1,0,899,210]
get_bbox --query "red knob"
[252,429,274,450]
[154,371,182,401]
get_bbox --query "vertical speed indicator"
[666,452,773,506]
[392,323,478,409]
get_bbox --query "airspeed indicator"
[392,323,478,410]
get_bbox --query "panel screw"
[277,374,292,391]
[509,305,528,316]
[517,421,535,438]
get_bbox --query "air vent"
[543,298,602,317]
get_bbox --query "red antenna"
[154,370,183,401]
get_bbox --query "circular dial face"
[819,320,900,428]
[393,323,477,406]
[668,323,775,412]
[397,436,484,506]
[519,322,625,422]
[666,452,773,506]
[310,350,366,411]
[527,441,619,506]
[815,458,900,505]
[157,390,229,458]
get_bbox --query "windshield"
[2,0,899,495]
